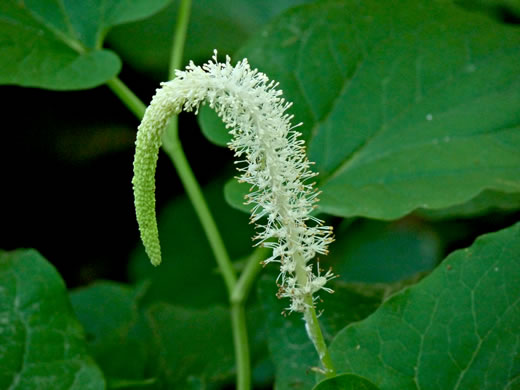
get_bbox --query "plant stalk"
[106,74,238,294]
[106,78,146,119]
[231,303,251,390]
[161,133,237,293]
[169,0,192,79]
[166,2,256,387]
[294,253,336,377]
[229,248,268,390]
[159,0,238,294]
[108,1,263,386]
[303,301,336,377]
[231,247,269,304]
[166,1,254,388]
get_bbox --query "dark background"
[1,68,231,287]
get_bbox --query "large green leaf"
[0,0,171,89]
[107,0,314,79]
[329,222,520,389]
[200,0,520,219]
[0,249,105,389]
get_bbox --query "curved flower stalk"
[133,51,335,313]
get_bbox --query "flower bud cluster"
[133,51,335,312]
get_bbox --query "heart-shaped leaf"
[329,221,520,389]
[0,249,105,389]
[0,0,171,89]
[200,0,520,219]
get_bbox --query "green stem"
[229,247,269,390]
[106,74,237,294]
[109,1,260,386]
[160,0,238,294]
[231,247,270,304]
[106,73,263,388]
[293,253,336,377]
[169,0,192,79]
[106,77,146,120]
[231,303,251,390]
[161,127,237,294]
[166,3,253,386]
[303,301,336,377]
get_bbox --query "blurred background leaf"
[70,282,154,388]
[107,0,315,80]
[328,218,442,283]
[71,280,272,389]
[144,303,235,389]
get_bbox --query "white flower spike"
[133,51,335,312]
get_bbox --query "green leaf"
[107,0,314,79]
[223,179,253,214]
[329,222,520,389]
[70,282,153,386]
[201,0,520,219]
[313,374,380,390]
[416,189,520,220]
[199,107,231,147]
[71,283,247,389]
[330,218,442,283]
[129,176,254,307]
[257,277,388,390]
[145,303,235,388]
[0,0,171,89]
[0,249,105,390]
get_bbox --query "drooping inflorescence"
[133,51,335,312]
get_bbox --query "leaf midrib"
[300,10,433,185]
[20,2,86,53]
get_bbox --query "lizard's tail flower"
[133,51,335,311]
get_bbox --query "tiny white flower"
[133,51,335,312]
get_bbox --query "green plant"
[1,0,519,389]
